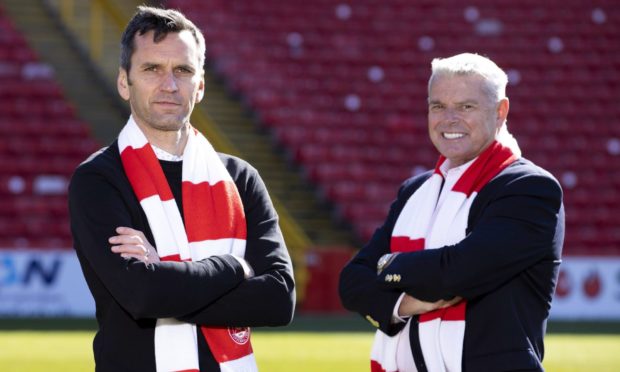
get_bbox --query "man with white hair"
[340,53,564,371]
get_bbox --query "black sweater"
[69,142,295,371]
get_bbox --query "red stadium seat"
[0,10,98,249]
[167,0,619,253]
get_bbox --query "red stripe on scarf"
[453,141,517,195]
[433,156,447,175]
[419,308,443,322]
[441,301,466,320]
[200,327,253,363]
[183,181,247,242]
[371,360,388,372]
[419,301,466,322]
[121,145,174,201]
[391,236,424,253]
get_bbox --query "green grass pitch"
[0,330,619,371]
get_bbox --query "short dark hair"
[120,6,206,73]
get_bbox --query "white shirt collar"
[438,157,476,178]
[151,144,183,162]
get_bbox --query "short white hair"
[428,53,508,103]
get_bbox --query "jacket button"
[365,315,380,328]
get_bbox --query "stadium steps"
[0,0,127,144]
[43,0,142,91]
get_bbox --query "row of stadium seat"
[169,0,620,254]
[0,6,97,249]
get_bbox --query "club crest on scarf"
[229,327,251,345]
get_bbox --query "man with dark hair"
[69,6,295,371]
[339,53,564,371]
[119,6,206,74]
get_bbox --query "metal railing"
[47,0,129,84]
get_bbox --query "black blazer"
[340,158,564,371]
[69,143,295,371]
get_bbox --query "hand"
[398,294,462,317]
[109,226,160,264]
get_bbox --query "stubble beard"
[147,114,188,132]
[132,102,191,134]
[127,76,191,133]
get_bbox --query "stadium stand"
[0,4,98,249]
[1,0,618,314]
[169,0,620,256]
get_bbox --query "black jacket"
[340,158,564,371]
[69,142,295,371]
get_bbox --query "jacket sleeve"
[69,164,246,320]
[338,178,424,335]
[377,172,564,302]
[178,163,295,327]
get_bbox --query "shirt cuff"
[229,255,254,279]
[391,292,411,324]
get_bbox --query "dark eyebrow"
[138,63,196,73]
[140,62,160,70]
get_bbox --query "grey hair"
[428,53,508,103]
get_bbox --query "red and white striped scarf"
[118,117,257,372]
[371,136,520,372]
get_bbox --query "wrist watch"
[377,253,397,274]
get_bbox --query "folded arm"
[69,166,246,320]
[177,163,295,327]
[378,173,563,302]
[339,177,428,335]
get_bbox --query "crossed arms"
[69,157,295,327]
[339,168,563,335]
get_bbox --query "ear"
[496,97,509,128]
[117,67,130,101]
[195,74,205,103]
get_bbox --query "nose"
[160,71,178,92]
[443,107,461,123]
